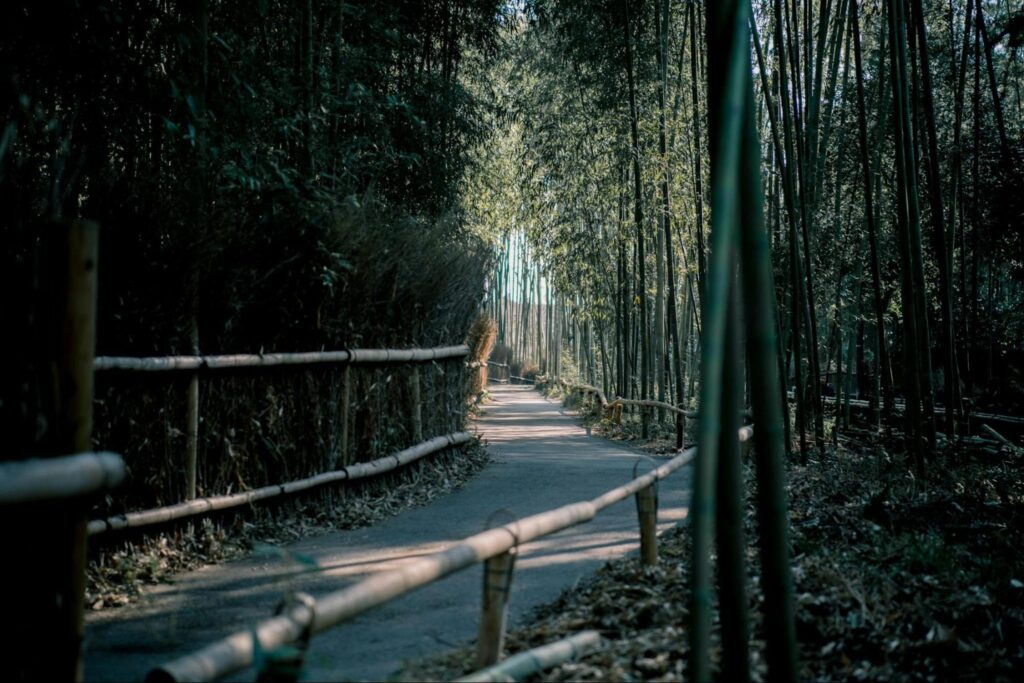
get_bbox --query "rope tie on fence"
[482,509,519,598]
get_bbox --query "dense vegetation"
[483,0,1024,456]
[2,1,506,505]
[4,0,1024,681]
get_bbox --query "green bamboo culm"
[714,280,750,683]
[695,0,799,680]
[738,38,799,683]
[689,1,749,681]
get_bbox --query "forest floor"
[406,405,1024,682]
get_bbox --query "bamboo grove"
[478,0,1024,459]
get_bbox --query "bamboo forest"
[3,0,1024,681]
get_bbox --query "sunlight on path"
[84,384,691,682]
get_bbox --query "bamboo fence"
[456,631,602,682]
[0,452,126,505]
[94,345,470,372]
[92,343,477,520]
[88,433,471,536]
[148,424,754,682]
[813,393,1024,427]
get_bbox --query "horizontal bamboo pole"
[0,452,125,505]
[94,345,470,373]
[486,361,510,369]
[794,392,1024,426]
[149,428,755,682]
[981,424,1019,449]
[614,397,698,418]
[89,433,471,536]
[457,630,602,682]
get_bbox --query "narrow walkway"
[84,385,691,682]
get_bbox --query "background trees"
[483,0,1024,452]
[2,0,504,458]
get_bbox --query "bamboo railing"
[456,631,602,682]
[88,433,471,536]
[0,452,126,506]
[545,378,697,449]
[148,423,754,682]
[811,393,1024,427]
[94,345,470,372]
[92,344,475,527]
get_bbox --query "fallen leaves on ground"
[404,426,1024,682]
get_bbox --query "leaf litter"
[404,424,1024,682]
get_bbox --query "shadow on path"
[84,384,691,681]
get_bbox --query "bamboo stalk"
[457,631,602,683]
[89,433,471,536]
[94,345,470,372]
[0,452,125,505]
[149,429,760,682]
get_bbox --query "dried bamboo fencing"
[455,630,602,682]
[92,344,475,523]
[800,392,1024,428]
[546,378,698,448]
[94,346,470,372]
[1,452,126,506]
[486,360,511,383]
[88,433,471,536]
[148,424,754,682]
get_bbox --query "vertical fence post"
[185,370,199,499]
[11,220,99,681]
[676,409,684,449]
[341,365,351,466]
[635,482,659,567]
[476,548,516,667]
[410,365,423,443]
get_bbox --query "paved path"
[85,385,692,682]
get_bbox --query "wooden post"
[410,366,423,443]
[635,482,658,567]
[185,371,199,499]
[8,221,99,681]
[476,549,516,667]
[675,410,685,449]
[341,365,351,466]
